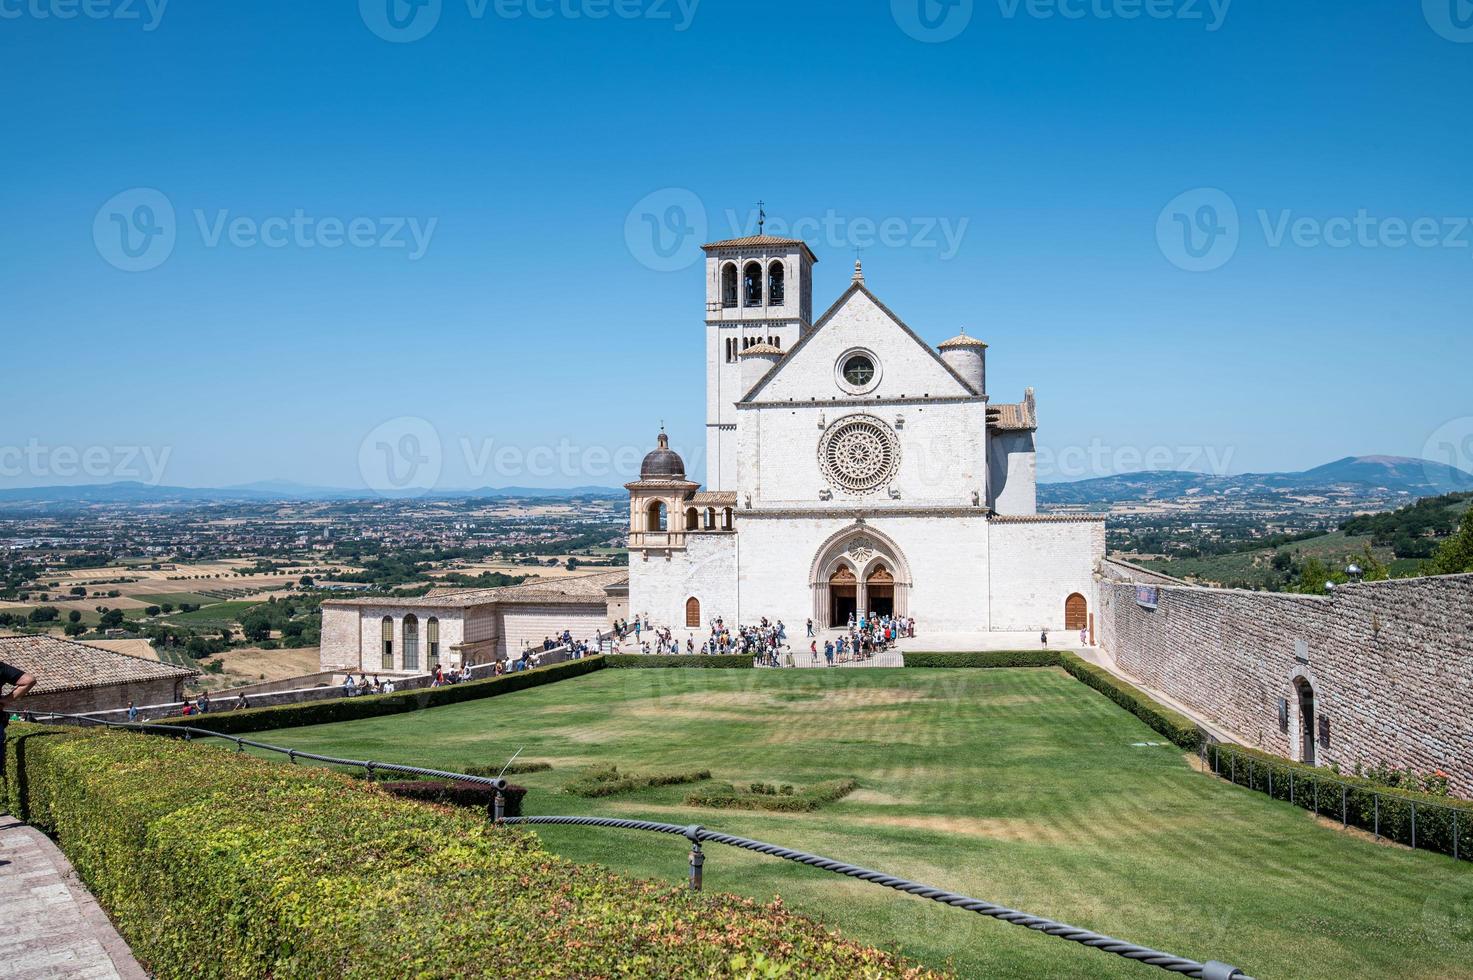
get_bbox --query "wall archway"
[809,524,912,627]
[685,596,701,628]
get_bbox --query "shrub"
[603,654,752,669]
[686,779,860,813]
[1056,653,1203,751]
[4,726,935,978]
[564,764,712,798]
[902,651,1060,668]
[154,657,606,735]
[464,761,553,777]
[1207,743,1472,861]
[377,779,526,817]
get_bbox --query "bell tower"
[702,233,817,491]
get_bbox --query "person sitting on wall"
[234,692,249,711]
[0,659,38,775]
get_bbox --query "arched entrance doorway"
[685,596,701,628]
[829,566,857,627]
[867,564,895,618]
[1295,677,1316,765]
[1064,593,1087,631]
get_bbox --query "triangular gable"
[741,283,978,402]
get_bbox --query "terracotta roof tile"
[323,569,630,609]
[0,635,197,695]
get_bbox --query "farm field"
[192,645,322,692]
[1134,530,1401,589]
[249,668,1473,980]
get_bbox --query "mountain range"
[0,456,1468,508]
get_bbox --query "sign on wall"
[1135,586,1160,610]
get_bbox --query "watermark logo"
[0,0,169,30]
[891,0,973,42]
[995,0,1231,31]
[1422,417,1473,489]
[1423,0,1473,43]
[1156,188,1240,272]
[625,187,708,272]
[359,417,443,495]
[360,0,442,42]
[0,439,172,485]
[93,188,176,273]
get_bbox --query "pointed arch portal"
[809,524,912,628]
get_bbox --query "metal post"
[1374,794,1379,839]
[689,841,704,891]
[1341,785,1347,828]
[289,749,297,765]
[1268,769,1272,799]
[493,789,506,823]
[235,738,244,753]
[1313,778,1318,816]
[1411,802,1416,850]
[1455,811,1460,861]
[1290,771,1295,805]
[1230,754,1235,784]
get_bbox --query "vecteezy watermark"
[1422,417,1473,489]
[1423,0,1473,43]
[0,439,172,485]
[623,191,971,272]
[624,188,708,273]
[359,417,444,495]
[1035,439,1237,481]
[1155,187,1240,273]
[359,0,700,43]
[0,0,169,30]
[1157,188,1473,272]
[892,0,1230,42]
[891,0,974,42]
[93,188,438,272]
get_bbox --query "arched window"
[768,260,785,305]
[743,261,763,307]
[704,506,716,530]
[685,507,699,530]
[1295,677,1317,765]
[648,500,667,532]
[381,616,394,670]
[721,507,733,530]
[403,614,420,671]
[686,596,701,628]
[721,263,738,308]
[426,617,440,669]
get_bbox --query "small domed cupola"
[640,429,686,481]
[938,329,987,396]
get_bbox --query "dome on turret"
[640,430,686,481]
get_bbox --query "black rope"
[502,815,1250,980]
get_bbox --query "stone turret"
[938,330,987,396]
[738,343,784,398]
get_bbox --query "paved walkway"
[0,818,145,980]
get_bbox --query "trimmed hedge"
[603,654,753,668]
[563,764,712,798]
[900,650,1203,751]
[465,761,552,777]
[1208,742,1472,861]
[155,656,606,735]
[3,725,940,979]
[901,650,1060,668]
[686,778,860,813]
[1056,652,1202,751]
[378,779,527,817]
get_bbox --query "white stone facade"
[628,244,1104,634]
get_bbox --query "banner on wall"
[1135,585,1160,610]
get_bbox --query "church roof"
[323,569,631,610]
[737,343,783,356]
[939,332,988,350]
[0,635,197,695]
[690,490,737,505]
[987,396,1037,431]
[702,236,819,263]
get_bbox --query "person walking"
[1040,628,1049,649]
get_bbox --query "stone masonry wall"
[1098,572,1473,797]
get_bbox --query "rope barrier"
[30,711,1249,979]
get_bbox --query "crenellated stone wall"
[1097,568,1473,797]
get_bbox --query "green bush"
[464,761,553,777]
[902,651,1060,668]
[1057,653,1203,751]
[686,778,860,813]
[155,657,606,735]
[603,654,752,669]
[1207,743,1472,861]
[4,726,935,979]
[564,764,712,798]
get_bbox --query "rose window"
[820,416,900,493]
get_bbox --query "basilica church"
[626,237,1105,635]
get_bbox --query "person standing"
[1,659,37,773]
[1040,629,1049,649]
[127,701,138,723]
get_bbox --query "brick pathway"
[0,818,145,980]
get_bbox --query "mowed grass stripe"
[260,668,1473,980]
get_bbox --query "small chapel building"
[626,236,1105,635]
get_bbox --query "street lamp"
[1346,563,1363,583]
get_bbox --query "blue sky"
[2,1,1471,490]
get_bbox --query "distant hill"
[1039,455,1473,506]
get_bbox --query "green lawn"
[242,668,1473,980]
[160,599,262,628]
[131,592,222,607]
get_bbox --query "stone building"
[0,635,197,715]
[627,239,1105,634]
[319,569,628,673]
